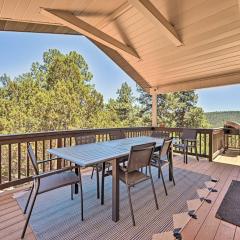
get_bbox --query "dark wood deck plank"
[0,154,239,240]
[181,162,234,239]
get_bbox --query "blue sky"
[0,31,239,112]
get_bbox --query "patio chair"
[101,130,128,205]
[174,129,199,164]
[151,138,175,196]
[117,142,159,226]
[75,135,111,204]
[75,135,103,199]
[109,130,126,140]
[151,131,170,139]
[21,143,83,239]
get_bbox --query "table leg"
[112,158,120,222]
[169,145,173,181]
[101,162,106,205]
[75,165,79,194]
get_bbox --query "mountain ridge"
[205,111,240,128]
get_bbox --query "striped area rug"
[16,166,210,240]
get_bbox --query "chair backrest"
[75,135,96,145]
[127,142,156,172]
[159,138,172,161]
[109,130,126,140]
[27,143,39,175]
[151,131,169,139]
[181,129,197,140]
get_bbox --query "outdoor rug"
[216,180,240,226]
[16,167,211,240]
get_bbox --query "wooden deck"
[0,152,239,240]
[182,150,240,240]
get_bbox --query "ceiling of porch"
[0,0,240,94]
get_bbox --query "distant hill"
[205,111,240,128]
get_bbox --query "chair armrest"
[37,158,58,164]
[33,166,78,179]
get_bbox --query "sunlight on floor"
[214,150,240,166]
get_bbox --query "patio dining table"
[48,136,173,222]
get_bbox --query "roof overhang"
[0,0,240,95]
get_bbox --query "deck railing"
[224,129,240,150]
[0,127,225,189]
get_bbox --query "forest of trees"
[205,111,240,128]
[0,49,210,134]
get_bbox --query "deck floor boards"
[0,152,239,240]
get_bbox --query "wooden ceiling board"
[1,0,240,93]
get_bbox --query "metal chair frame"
[101,130,128,205]
[151,138,175,196]
[75,135,101,199]
[119,142,159,226]
[21,143,83,239]
[174,129,199,164]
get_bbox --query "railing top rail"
[0,127,153,144]
[154,126,223,133]
[0,126,226,145]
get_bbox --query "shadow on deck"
[0,154,239,240]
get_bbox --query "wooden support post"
[152,93,157,127]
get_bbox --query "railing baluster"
[204,134,207,156]
[199,134,202,155]
[0,145,2,184]
[50,139,53,171]
[8,144,12,182]
[18,143,21,179]
[57,138,62,169]
[35,141,38,161]
[42,140,45,172]
[26,143,30,177]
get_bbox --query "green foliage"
[106,82,143,127]
[137,86,209,128]
[0,49,109,133]
[205,111,240,128]
[0,49,209,134]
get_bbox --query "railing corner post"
[209,130,213,162]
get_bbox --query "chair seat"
[151,157,169,168]
[119,169,149,186]
[174,143,186,149]
[174,142,196,149]
[38,171,79,194]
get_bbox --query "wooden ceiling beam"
[91,39,150,92]
[96,2,132,29]
[128,0,183,47]
[40,8,140,59]
[150,71,240,94]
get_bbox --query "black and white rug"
[16,167,211,240]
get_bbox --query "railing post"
[209,130,213,162]
[57,138,63,169]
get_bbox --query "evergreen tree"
[0,49,110,133]
[137,85,209,128]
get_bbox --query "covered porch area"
[1,0,240,239]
